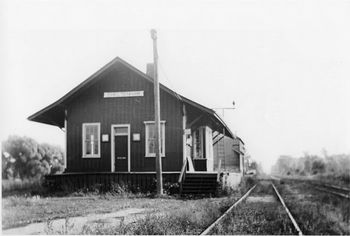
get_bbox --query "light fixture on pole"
[212,100,236,117]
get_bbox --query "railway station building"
[28,57,245,193]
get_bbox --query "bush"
[242,176,257,190]
[164,182,180,195]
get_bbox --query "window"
[193,127,205,159]
[82,123,101,158]
[144,121,165,157]
[114,126,128,135]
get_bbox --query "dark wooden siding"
[66,65,183,172]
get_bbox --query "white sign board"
[104,91,144,98]
[102,134,109,142]
[133,133,141,141]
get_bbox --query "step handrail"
[178,158,188,183]
[217,158,222,182]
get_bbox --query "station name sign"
[104,91,144,98]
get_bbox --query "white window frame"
[144,121,166,157]
[82,123,101,158]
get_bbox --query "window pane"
[149,139,155,154]
[85,126,91,140]
[148,124,155,138]
[93,141,99,155]
[93,125,97,135]
[92,125,97,137]
[115,127,128,134]
[86,141,91,154]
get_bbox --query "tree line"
[2,135,65,180]
[271,151,350,178]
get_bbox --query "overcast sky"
[1,0,349,172]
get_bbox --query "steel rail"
[319,183,350,192]
[272,183,303,236]
[271,175,350,193]
[313,186,350,199]
[200,184,257,235]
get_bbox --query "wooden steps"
[181,173,218,195]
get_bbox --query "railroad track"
[200,181,303,235]
[271,176,350,199]
[312,183,350,199]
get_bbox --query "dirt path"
[2,208,155,235]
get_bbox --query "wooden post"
[151,29,163,195]
[64,109,67,170]
[182,104,187,163]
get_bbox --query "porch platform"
[44,172,180,193]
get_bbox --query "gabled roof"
[28,57,234,138]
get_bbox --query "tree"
[250,161,257,170]
[271,155,295,175]
[1,135,64,180]
[311,159,325,175]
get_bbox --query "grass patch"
[2,194,166,229]
[45,197,236,235]
[3,178,252,234]
[2,192,240,231]
[250,180,274,196]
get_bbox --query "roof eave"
[213,112,235,139]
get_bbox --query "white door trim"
[111,124,131,172]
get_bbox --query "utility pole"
[151,29,163,195]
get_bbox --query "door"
[114,135,128,172]
[111,125,130,172]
